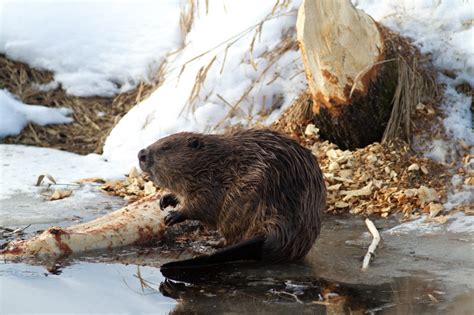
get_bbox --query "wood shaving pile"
[101,167,159,202]
[274,113,473,220]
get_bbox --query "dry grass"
[381,27,440,144]
[0,54,163,154]
[175,5,299,125]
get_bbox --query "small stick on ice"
[361,218,380,271]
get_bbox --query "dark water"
[1,215,473,314]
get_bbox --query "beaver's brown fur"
[139,128,326,262]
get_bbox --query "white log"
[296,0,383,113]
[0,194,166,259]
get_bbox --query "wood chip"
[417,186,439,206]
[428,202,444,217]
[420,165,429,174]
[408,163,420,171]
[341,183,373,201]
[144,181,157,195]
[335,201,349,208]
[304,124,319,136]
[328,161,340,171]
[49,189,72,201]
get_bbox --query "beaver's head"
[138,132,223,192]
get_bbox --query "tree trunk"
[296,0,436,149]
[0,194,167,260]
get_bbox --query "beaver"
[138,128,326,269]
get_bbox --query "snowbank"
[0,0,182,97]
[103,1,306,166]
[0,89,73,138]
[0,144,126,200]
[356,0,474,152]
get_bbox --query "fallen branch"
[361,218,380,271]
[0,194,167,260]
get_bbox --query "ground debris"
[1,54,160,155]
[100,167,161,202]
[271,107,464,220]
[49,189,73,201]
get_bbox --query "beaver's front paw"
[160,194,179,211]
[159,279,186,299]
[164,211,186,226]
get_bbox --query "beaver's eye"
[188,138,202,149]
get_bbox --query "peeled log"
[296,0,435,149]
[0,194,166,260]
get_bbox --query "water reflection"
[0,262,175,314]
[157,261,443,314]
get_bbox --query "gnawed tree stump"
[0,194,167,260]
[296,0,438,149]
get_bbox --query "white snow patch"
[355,0,474,83]
[0,0,182,97]
[445,188,474,211]
[103,1,306,166]
[424,139,449,162]
[0,89,73,138]
[446,212,474,233]
[32,81,59,92]
[385,216,443,235]
[0,144,129,200]
[386,212,474,235]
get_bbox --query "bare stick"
[361,218,381,271]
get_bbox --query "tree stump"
[296,0,437,149]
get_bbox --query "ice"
[0,144,129,200]
[0,263,175,314]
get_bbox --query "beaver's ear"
[188,137,203,149]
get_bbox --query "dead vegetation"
[273,96,473,219]
[0,54,162,154]
[380,27,440,144]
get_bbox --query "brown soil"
[0,54,160,154]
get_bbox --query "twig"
[361,218,380,271]
[270,289,303,304]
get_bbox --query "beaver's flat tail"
[160,235,265,274]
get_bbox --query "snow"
[0,89,73,138]
[0,144,127,200]
[385,212,474,235]
[0,262,175,314]
[103,1,306,166]
[0,1,472,229]
[355,0,474,154]
[0,0,182,97]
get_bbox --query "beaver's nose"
[138,149,147,163]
